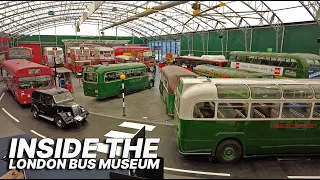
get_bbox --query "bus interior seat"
[271,109,279,118]
[217,110,225,118]
[253,109,266,118]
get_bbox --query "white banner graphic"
[230,62,284,76]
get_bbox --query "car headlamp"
[81,108,85,112]
[67,112,71,116]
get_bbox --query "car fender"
[55,112,68,121]
[31,104,39,112]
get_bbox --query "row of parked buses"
[157,51,320,163]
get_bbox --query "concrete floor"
[71,67,174,124]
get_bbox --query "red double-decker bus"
[2,59,54,104]
[113,46,150,56]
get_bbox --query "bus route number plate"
[28,68,41,74]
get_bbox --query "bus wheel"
[32,107,39,119]
[54,115,66,129]
[148,80,154,89]
[215,139,242,164]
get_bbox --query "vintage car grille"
[72,105,81,116]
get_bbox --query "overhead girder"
[100,1,188,30]
[299,1,320,25]
[4,12,156,38]
[15,21,142,41]
[1,1,319,40]
[241,1,284,30]
[76,1,104,28]
[12,17,148,40]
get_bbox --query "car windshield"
[53,92,74,103]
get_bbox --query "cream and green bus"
[175,77,320,163]
[83,63,155,99]
[159,65,199,115]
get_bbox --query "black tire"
[31,107,39,119]
[54,115,66,129]
[215,139,242,164]
[148,80,154,89]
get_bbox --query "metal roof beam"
[76,1,105,29]
[299,1,320,25]
[100,1,188,31]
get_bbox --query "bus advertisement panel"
[2,59,54,104]
[82,63,155,99]
[8,47,33,61]
[228,51,320,78]
[229,62,284,76]
[42,47,64,68]
[175,77,320,164]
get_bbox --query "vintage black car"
[31,88,89,128]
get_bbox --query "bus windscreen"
[18,75,52,89]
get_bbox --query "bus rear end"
[83,72,99,97]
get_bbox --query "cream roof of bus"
[195,65,273,77]
[179,56,228,62]
[69,47,89,50]
[94,47,114,51]
[43,47,63,51]
[178,77,320,119]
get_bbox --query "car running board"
[39,114,54,121]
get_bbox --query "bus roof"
[230,51,320,60]
[9,47,33,50]
[161,65,199,94]
[85,63,147,74]
[194,65,274,78]
[94,47,114,51]
[43,47,63,51]
[69,47,89,50]
[200,55,226,60]
[178,56,228,62]
[113,46,149,49]
[2,59,52,75]
[178,77,320,119]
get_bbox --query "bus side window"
[290,59,298,68]
[282,102,311,118]
[217,103,248,119]
[259,57,270,65]
[284,59,292,67]
[270,58,278,66]
[115,72,123,80]
[193,102,215,118]
[135,69,142,76]
[125,70,135,78]
[313,103,320,118]
[229,55,236,62]
[250,103,280,118]
[105,72,116,82]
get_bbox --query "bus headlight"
[67,112,71,116]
